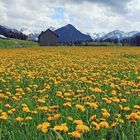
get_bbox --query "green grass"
[0,38,38,48]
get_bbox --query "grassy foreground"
[0,38,37,48]
[0,47,140,140]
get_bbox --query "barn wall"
[39,30,59,46]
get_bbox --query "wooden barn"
[38,29,59,46]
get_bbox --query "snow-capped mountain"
[20,25,139,42]
[20,28,41,41]
[101,30,128,41]
[20,28,41,36]
[0,25,27,40]
[20,27,56,41]
[90,30,140,41]
[91,32,106,40]
[20,26,56,35]
[127,31,139,38]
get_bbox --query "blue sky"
[51,7,64,20]
[0,0,140,33]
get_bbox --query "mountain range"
[20,25,140,43]
[90,30,140,41]
[0,24,140,45]
[0,25,27,40]
[21,24,92,42]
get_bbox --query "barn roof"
[38,29,59,38]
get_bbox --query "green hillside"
[0,38,38,48]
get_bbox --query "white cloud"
[0,1,7,21]
[0,0,140,33]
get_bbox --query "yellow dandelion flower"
[85,102,98,110]
[1,112,7,116]
[102,112,110,119]
[110,122,118,129]
[68,131,81,138]
[25,116,33,120]
[21,103,27,107]
[37,122,50,133]
[0,112,8,120]
[16,117,24,121]
[111,90,117,95]
[137,76,140,80]
[110,83,115,89]
[76,104,85,112]
[22,107,30,112]
[106,100,112,104]
[37,106,48,111]
[123,107,130,111]
[49,105,59,109]
[119,105,123,110]
[5,104,11,108]
[64,93,71,96]
[92,87,102,93]
[48,114,60,121]
[8,110,13,114]
[44,84,50,89]
[99,121,109,128]
[91,121,100,130]
[89,115,97,121]
[112,98,120,103]
[74,120,83,125]
[38,99,46,103]
[116,118,124,124]
[134,105,140,109]
[67,116,73,121]
[63,102,71,107]
[31,110,38,114]
[121,99,127,103]
[76,124,89,133]
[54,123,68,132]
[126,113,139,120]
[56,91,63,98]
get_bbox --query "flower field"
[0,47,140,140]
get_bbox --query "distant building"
[38,29,59,46]
[0,34,8,39]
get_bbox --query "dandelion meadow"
[0,47,140,140]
